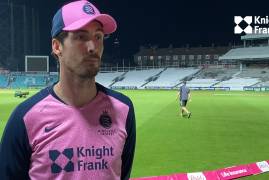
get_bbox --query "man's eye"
[75,34,87,41]
[96,34,104,41]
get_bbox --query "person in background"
[178,81,191,118]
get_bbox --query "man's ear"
[52,39,63,57]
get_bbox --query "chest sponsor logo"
[49,146,114,174]
[49,148,74,173]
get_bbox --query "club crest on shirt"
[99,110,112,129]
[97,110,118,136]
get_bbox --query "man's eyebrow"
[73,30,88,34]
[96,28,104,33]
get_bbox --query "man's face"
[57,21,104,79]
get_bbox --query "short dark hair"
[51,31,69,59]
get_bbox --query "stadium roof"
[241,34,269,40]
[134,47,230,56]
[219,46,269,60]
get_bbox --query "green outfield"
[1,89,269,179]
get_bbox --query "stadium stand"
[257,80,269,86]
[145,67,200,89]
[0,74,8,88]
[46,74,59,86]
[195,67,240,80]
[237,67,269,78]
[219,46,269,60]
[9,75,27,88]
[186,78,219,88]
[215,34,269,90]
[8,73,47,88]
[111,68,164,89]
[96,71,125,88]
[214,77,260,90]
[0,66,268,91]
[182,67,241,90]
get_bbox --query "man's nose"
[87,40,96,53]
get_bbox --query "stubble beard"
[78,66,100,79]
[63,56,101,80]
[78,54,101,79]
[76,58,101,79]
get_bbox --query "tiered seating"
[145,68,200,88]
[254,81,269,87]
[214,78,260,90]
[2,67,268,90]
[196,68,239,80]
[237,68,269,78]
[96,72,124,87]
[10,76,27,88]
[9,74,47,88]
[186,78,219,88]
[47,75,59,86]
[25,75,46,87]
[0,74,8,88]
[112,69,163,89]
[219,46,269,60]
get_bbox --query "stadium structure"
[97,37,269,91]
[0,34,269,91]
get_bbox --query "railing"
[99,65,203,72]
[99,66,165,72]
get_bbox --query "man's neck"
[53,76,97,107]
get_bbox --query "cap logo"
[83,3,95,15]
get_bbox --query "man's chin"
[79,68,99,79]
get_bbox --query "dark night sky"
[14,0,269,59]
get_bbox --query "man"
[178,81,191,118]
[0,1,136,180]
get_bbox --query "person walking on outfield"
[177,81,191,118]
